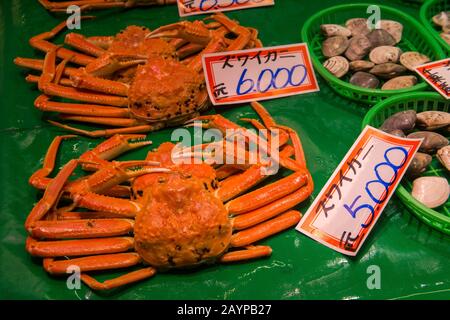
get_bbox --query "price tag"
[202,43,319,105]
[297,126,422,256]
[177,0,274,17]
[415,58,450,99]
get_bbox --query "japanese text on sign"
[202,43,319,105]
[177,0,274,17]
[415,58,450,99]
[297,126,422,256]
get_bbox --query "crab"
[24,102,313,290]
[38,0,177,12]
[14,14,262,137]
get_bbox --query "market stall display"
[420,0,450,52]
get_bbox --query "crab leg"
[65,33,106,57]
[34,95,130,117]
[43,253,142,274]
[217,165,267,202]
[220,246,272,263]
[39,0,177,12]
[230,210,301,247]
[29,18,96,66]
[48,120,164,137]
[58,211,134,220]
[14,57,79,77]
[28,219,134,239]
[25,159,79,229]
[70,72,129,96]
[86,36,114,49]
[225,171,308,215]
[80,267,157,291]
[26,236,134,257]
[59,115,144,127]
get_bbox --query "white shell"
[411,176,449,208]
[369,46,402,64]
[321,24,352,37]
[323,56,349,78]
[381,75,417,90]
[399,52,431,71]
[380,20,403,43]
[417,111,450,130]
[441,33,450,45]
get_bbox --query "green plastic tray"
[362,92,450,235]
[301,3,446,105]
[420,0,450,53]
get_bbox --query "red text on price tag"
[415,58,450,99]
[177,0,274,17]
[202,43,319,105]
[297,126,422,256]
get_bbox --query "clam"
[380,20,403,43]
[380,110,416,132]
[437,145,450,171]
[369,63,406,79]
[443,24,450,34]
[321,24,352,37]
[440,33,450,45]
[367,29,396,47]
[386,129,406,138]
[411,176,449,209]
[349,60,375,72]
[407,152,432,177]
[323,56,349,78]
[381,75,417,90]
[349,72,379,89]
[407,131,449,153]
[369,46,402,64]
[345,35,372,61]
[345,18,370,37]
[416,111,450,131]
[322,36,350,58]
[399,52,431,71]
[433,11,450,27]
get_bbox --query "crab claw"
[147,21,212,46]
[80,134,152,171]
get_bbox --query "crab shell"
[128,56,208,123]
[132,143,231,269]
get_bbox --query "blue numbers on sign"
[236,64,307,96]
[344,146,408,228]
[199,0,253,11]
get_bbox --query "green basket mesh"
[420,0,450,53]
[362,92,450,235]
[302,3,445,105]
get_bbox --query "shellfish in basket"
[24,102,314,290]
[15,13,263,137]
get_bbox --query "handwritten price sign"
[202,43,319,105]
[416,58,450,99]
[297,126,422,256]
[177,0,274,17]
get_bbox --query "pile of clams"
[379,109,450,209]
[320,18,431,90]
[432,11,450,45]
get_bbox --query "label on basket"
[177,0,274,16]
[415,58,450,100]
[297,126,422,256]
[202,43,319,105]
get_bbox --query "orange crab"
[24,102,313,290]
[14,14,262,137]
[38,0,177,12]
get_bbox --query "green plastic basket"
[420,0,450,53]
[362,92,450,235]
[301,3,446,105]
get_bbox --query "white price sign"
[177,0,274,17]
[416,58,450,99]
[202,43,320,105]
[297,126,422,256]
